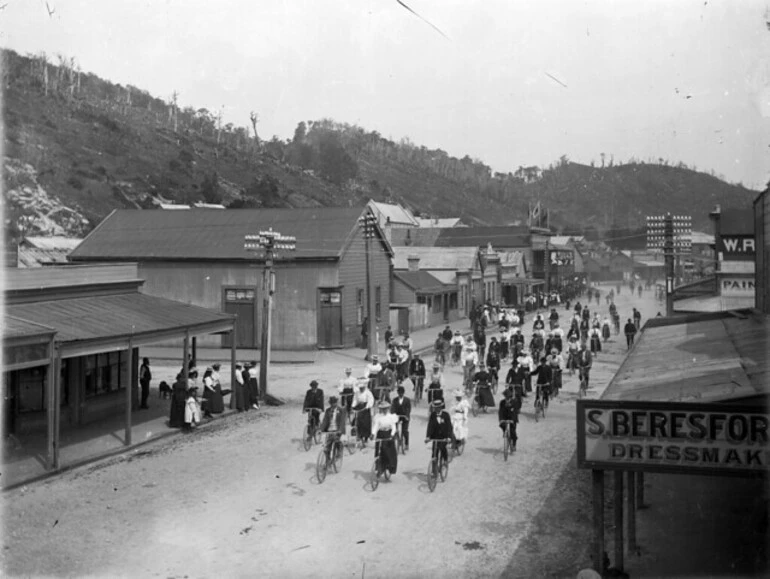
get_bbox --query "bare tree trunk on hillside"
[250,111,260,152]
[171,91,179,132]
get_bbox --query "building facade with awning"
[3,263,235,471]
[576,310,769,575]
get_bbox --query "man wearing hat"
[498,386,521,451]
[351,379,375,446]
[372,400,399,476]
[425,399,454,465]
[139,357,152,409]
[302,380,325,433]
[547,349,563,397]
[450,389,470,449]
[338,367,357,415]
[320,395,346,459]
[390,385,411,451]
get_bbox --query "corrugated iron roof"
[7,292,234,344]
[415,217,463,228]
[17,247,73,268]
[392,246,478,271]
[70,207,376,261]
[393,270,449,294]
[434,226,530,248]
[22,237,83,250]
[602,311,768,403]
[368,201,419,226]
[3,315,57,340]
[390,228,443,247]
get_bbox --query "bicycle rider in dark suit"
[302,380,325,430]
[390,385,412,451]
[320,395,346,458]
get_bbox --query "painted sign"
[721,277,755,297]
[577,400,769,476]
[717,235,755,260]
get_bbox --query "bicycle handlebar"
[425,438,453,443]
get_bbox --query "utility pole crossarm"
[243,228,296,401]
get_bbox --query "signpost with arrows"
[244,228,296,403]
[646,214,692,316]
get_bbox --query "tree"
[318,132,358,185]
[200,172,222,204]
[250,111,260,151]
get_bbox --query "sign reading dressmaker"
[576,400,769,476]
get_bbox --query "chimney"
[407,255,420,271]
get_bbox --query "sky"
[2,0,769,188]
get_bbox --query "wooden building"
[3,264,235,470]
[392,270,459,330]
[69,207,393,350]
[756,189,769,314]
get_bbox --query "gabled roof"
[390,227,443,247]
[392,246,479,271]
[22,236,83,250]
[415,217,463,228]
[70,207,391,261]
[368,201,419,227]
[434,226,530,248]
[393,270,449,294]
[3,314,57,340]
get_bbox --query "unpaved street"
[1,287,659,578]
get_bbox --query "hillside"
[1,48,759,241]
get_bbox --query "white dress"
[451,399,470,440]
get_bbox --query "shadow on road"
[501,450,594,579]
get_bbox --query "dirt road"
[1,286,659,578]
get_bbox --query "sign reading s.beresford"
[576,400,769,476]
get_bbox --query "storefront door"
[318,288,343,348]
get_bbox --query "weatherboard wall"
[135,260,338,349]
[337,226,392,348]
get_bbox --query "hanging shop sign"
[577,400,769,476]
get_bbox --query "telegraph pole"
[244,228,296,400]
[646,214,691,317]
[359,210,378,360]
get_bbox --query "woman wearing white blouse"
[372,401,399,475]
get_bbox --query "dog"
[158,381,172,399]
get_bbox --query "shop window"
[17,366,46,412]
[417,296,426,305]
[85,352,128,398]
[449,292,458,310]
[356,289,364,325]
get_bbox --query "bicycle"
[578,368,589,399]
[302,408,323,451]
[426,438,452,492]
[394,415,409,455]
[471,382,491,416]
[533,385,548,422]
[347,408,367,455]
[500,420,516,461]
[370,438,392,491]
[411,375,424,406]
[316,432,343,483]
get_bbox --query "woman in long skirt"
[202,367,224,416]
[372,401,398,475]
[168,374,187,428]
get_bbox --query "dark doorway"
[318,288,343,348]
[222,288,258,348]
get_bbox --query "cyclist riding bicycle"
[472,363,496,409]
[450,389,470,449]
[427,362,445,406]
[320,396,347,458]
[338,367,357,415]
[577,342,593,389]
[450,330,464,365]
[434,332,448,368]
[498,387,521,450]
[390,385,411,451]
[425,399,454,463]
[530,357,552,405]
[372,400,399,476]
[302,380,325,430]
[409,353,426,399]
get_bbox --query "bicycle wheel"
[332,443,343,473]
[396,432,405,455]
[534,402,541,423]
[316,450,328,483]
[439,456,448,482]
[427,459,438,492]
[371,459,380,491]
[503,432,509,461]
[471,398,479,417]
[456,439,465,456]
[303,424,312,451]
